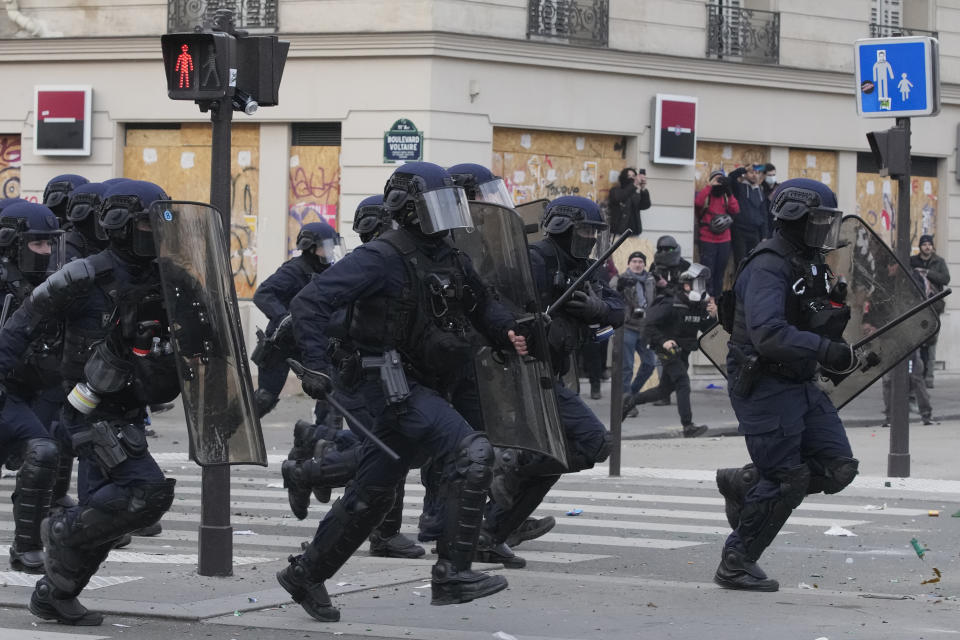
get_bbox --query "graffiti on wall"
[1,135,22,200]
[122,124,261,297]
[856,173,938,251]
[287,145,341,257]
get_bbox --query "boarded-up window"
[787,149,838,192]
[856,153,938,251]
[287,124,341,257]
[123,123,260,298]
[1,134,22,200]
[492,128,624,206]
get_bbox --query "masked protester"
[714,178,858,593]
[621,263,714,437]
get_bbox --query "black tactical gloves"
[564,289,610,324]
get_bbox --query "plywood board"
[123,125,261,298]
[0,134,21,200]
[694,141,769,192]
[855,172,938,253]
[787,148,838,193]
[287,145,341,258]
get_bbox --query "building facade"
[1,0,958,369]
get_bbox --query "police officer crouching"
[281,162,523,621]
[714,178,859,592]
[0,180,178,624]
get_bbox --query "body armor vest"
[347,228,479,389]
[729,235,850,381]
[1,263,63,394]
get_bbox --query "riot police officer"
[621,264,714,437]
[476,195,623,567]
[42,174,89,225]
[281,196,425,560]
[281,162,522,621]
[252,221,342,418]
[448,163,516,208]
[63,181,113,261]
[0,201,64,573]
[713,178,858,592]
[0,180,178,625]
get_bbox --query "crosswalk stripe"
[0,571,141,590]
[0,545,272,566]
[0,629,112,640]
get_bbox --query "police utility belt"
[329,342,411,409]
[729,343,813,397]
[71,421,148,472]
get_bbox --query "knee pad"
[453,432,493,489]
[773,464,811,509]
[41,519,108,596]
[810,456,859,495]
[18,438,59,487]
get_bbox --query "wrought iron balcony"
[167,0,278,33]
[869,23,938,39]
[706,3,779,65]
[527,0,609,48]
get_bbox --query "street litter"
[234,530,257,536]
[112,624,131,627]
[863,503,886,511]
[824,525,857,537]
[952,510,960,518]
[910,538,926,559]
[248,597,257,603]
[706,383,723,390]
[928,510,940,517]
[493,633,518,640]
[921,568,942,585]
[412,590,425,597]
[566,508,583,516]
[845,558,854,564]
[860,594,914,600]
[798,582,815,589]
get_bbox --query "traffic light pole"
[888,116,912,478]
[198,95,235,576]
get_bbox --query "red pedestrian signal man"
[175,44,194,89]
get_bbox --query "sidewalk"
[581,371,960,440]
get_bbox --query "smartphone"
[637,168,646,175]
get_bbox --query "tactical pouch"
[117,423,148,458]
[71,422,129,470]
[361,350,411,407]
[731,354,760,397]
[250,329,268,367]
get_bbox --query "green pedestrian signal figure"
[200,43,220,90]
[175,44,194,89]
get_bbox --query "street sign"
[854,36,939,118]
[161,33,237,101]
[383,119,423,163]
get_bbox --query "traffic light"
[866,127,910,178]
[161,33,236,101]
[235,35,290,108]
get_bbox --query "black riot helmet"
[653,235,682,268]
[65,182,110,251]
[296,221,343,266]
[542,195,608,259]
[97,179,168,262]
[42,174,89,221]
[447,163,515,209]
[352,195,391,243]
[771,178,842,251]
[383,162,473,236]
[0,201,63,284]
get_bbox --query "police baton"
[0,293,11,328]
[545,229,632,319]
[286,358,401,462]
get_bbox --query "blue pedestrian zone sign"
[855,36,940,118]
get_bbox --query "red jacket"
[695,186,740,243]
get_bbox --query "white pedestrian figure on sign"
[873,49,894,110]
[898,72,913,101]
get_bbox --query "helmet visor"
[804,207,843,251]
[475,178,516,209]
[415,186,474,234]
[569,221,607,259]
[20,230,64,275]
[316,237,344,265]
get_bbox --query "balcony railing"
[869,23,938,39]
[706,4,779,65]
[527,0,609,48]
[167,0,278,33]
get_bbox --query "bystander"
[614,252,657,417]
[910,234,950,388]
[694,170,739,297]
[608,167,650,236]
[729,164,768,266]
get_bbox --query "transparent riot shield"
[697,216,941,409]
[516,198,548,242]
[452,202,567,465]
[150,201,267,466]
